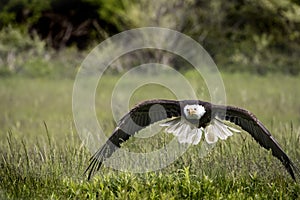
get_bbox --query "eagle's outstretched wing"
[212,104,299,180]
[84,99,181,180]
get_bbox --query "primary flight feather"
[85,99,299,180]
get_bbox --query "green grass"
[0,72,300,199]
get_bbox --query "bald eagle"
[85,99,299,180]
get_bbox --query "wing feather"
[85,99,181,179]
[212,105,299,180]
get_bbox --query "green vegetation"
[1,0,300,199]
[0,72,299,199]
[0,0,300,75]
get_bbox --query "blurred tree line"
[0,0,300,76]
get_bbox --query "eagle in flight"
[85,99,299,180]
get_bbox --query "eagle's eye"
[194,108,197,110]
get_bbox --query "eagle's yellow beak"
[188,108,197,115]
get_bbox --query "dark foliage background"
[0,0,300,76]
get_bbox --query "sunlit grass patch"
[0,72,299,199]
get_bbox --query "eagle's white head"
[183,104,206,120]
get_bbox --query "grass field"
[0,71,300,199]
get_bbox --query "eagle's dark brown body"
[85,99,299,181]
